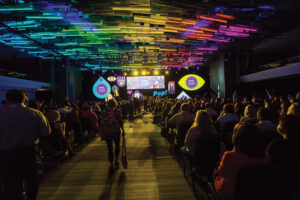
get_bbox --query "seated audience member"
[215,103,239,132]
[81,106,99,136]
[255,108,277,133]
[267,114,300,170]
[233,101,244,119]
[168,102,181,118]
[183,110,217,156]
[168,103,194,131]
[205,102,217,120]
[240,104,258,124]
[287,102,300,116]
[215,122,269,200]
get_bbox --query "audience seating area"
[152,95,300,200]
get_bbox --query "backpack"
[100,109,121,140]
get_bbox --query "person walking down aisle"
[100,99,125,170]
[0,89,51,200]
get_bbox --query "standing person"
[100,99,125,170]
[0,89,51,200]
[81,106,98,138]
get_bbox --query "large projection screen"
[127,76,165,90]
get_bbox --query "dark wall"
[210,55,226,97]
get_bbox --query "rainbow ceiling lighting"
[0,1,261,71]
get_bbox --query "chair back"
[234,164,294,200]
[194,135,220,178]
[176,121,193,147]
[261,130,282,150]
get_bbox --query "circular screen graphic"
[96,84,108,96]
[185,76,198,89]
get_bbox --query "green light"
[55,42,78,46]
[0,5,33,11]
[26,16,63,20]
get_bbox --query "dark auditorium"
[1,0,300,200]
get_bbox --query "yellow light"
[133,71,139,76]
[142,71,146,75]
[147,71,150,75]
[124,72,127,76]
[154,70,159,75]
[165,71,169,75]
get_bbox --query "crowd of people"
[152,92,300,200]
[0,90,139,200]
[1,88,300,200]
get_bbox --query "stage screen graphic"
[127,76,165,90]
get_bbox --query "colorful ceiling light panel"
[0,1,269,70]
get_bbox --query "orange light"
[198,27,218,33]
[216,13,235,20]
[199,15,228,23]
[165,25,187,31]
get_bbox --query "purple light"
[229,25,257,32]
[197,46,219,51]
[207,38,230,43]
[218,30,249,37]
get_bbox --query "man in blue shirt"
[0,89,51,200]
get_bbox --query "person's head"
[84,105,92,112]
[107,99,117,109]
[165,102,171,110]
[94,104,101,112]
[193,110,214,134]
[181,103,190,112]
[287,102,300,116]
[223,103,234,114]
[277,115,300,144]
[234,101,243,113]
[205,102,211,109]
[232,122,265,158]
[5,89,28,105]
[244,104,257,118]
[46,109,61,122]
[257,108,271,121]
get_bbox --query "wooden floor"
[37,114,196,200]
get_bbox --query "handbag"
[121,135,128,169]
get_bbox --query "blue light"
[214,7,227,12]
[258,5,275,10]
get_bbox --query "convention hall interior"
[0,0,300,200]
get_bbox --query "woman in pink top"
[215,122,269,200]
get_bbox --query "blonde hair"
[244,104,257,118]
[46,110,61,122]
[192,110,214,134]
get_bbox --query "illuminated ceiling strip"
[26,16,63,19]
[0,5,33,11]
[199,15,227,23]
[216,13,235,20]
[197,27,218,32]
[112,7,151,11]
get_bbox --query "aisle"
[37,114,196,200]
